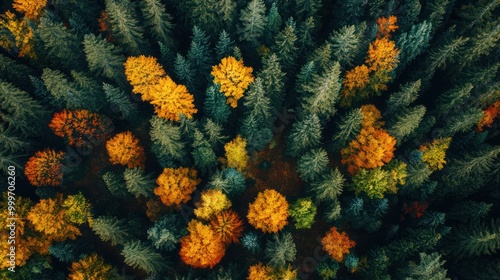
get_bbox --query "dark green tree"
[204,83,231,125]
[329,25,362,67]
[240,114,273,152]
[296,148,329,183]
[398,252,448,280]
[102,171,131,199]
[0,54,34,91]
[422,0,451,34]
[238,0,267,46]
[147,214,187,252]
[286,114,322,157]
[435,83,473,117]
[331,108,363,151]
[265,2,282,45]
[447,201,492,223]
[215,30,235,60]
[387,105,426,143]
[121,240,170,274]
[187,26,212,82]
[257,53,286,111]
[385,80,421,117]
[191,129,217,174]
[272,19,298,70]
[83,34,126,86]
[140,0,174,46]
[396,21,433,71]
[174,53,195,91]
[202,118,228,150]
[447,219,500,257]
[297,17,316,54]
[124,167,155,198]
[150,116,185,161]
[103,83,138,121]
[48,242,77,262]
[207,168,247,198]
[243,78,273,125]
[91,216,131,246]
[265,232,297,268]
[309,168,344,203]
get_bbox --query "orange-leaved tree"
[210,210,244,245]
[419,138,452,171]
[321,227,356,262]
[341,126,396,174]
[211,56,255,108]
[13,0,47,20]
[49,109,112,148]
[224,135,249,172]
[68,253,119,280]
[477,99,500,132]
[27,193,81,242]
[247,189,289,233]
[179,220,226,268]
[124,55,166,100]
[149,76,197,121]
[154,167,201,206]
[0,11,35,58]
[106,131,146,169]
[194,189,232,220]
[360,104,385,128]
[376,15,398,38]
[341,64,370,104]
[25,149,65,187]
[247,262,274,280]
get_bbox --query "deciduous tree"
[211,56,255,108]
[124,55,166,100]
[180,220,226,268]
[321,227,356,262]
[154,167,201,206]
[194,189,232,220]
[68,254,120,280]
[224,135,249,172]
[25,149,65,187]
[247,189,289,233]
[419,138,452,171]
[210,210,244,245]
[106,131,146,169]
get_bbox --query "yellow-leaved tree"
[13,0,47,20]
[179,220,226,268]
[106,131,146,169]
[419,138,452,171]
[247,189,289,233]
[124,55,166,100]
[211,56,254,108]
[68,254,120,280]
[194,189,232,220]
[0,11,35,58]
[149,76,197,121]
[224,135,249,172]
[154,167,201,206]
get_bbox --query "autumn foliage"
[477,100,500,132]
[360,104,385,128]
[194,189,232,220]
[419,138,452,171]
[49,109,112,148]
[210,210,244,245]
[224,135,250,172]
[211,56,255,108]
[13,0,47,20]
[124,55,166,100]
[154,167,201,206]
[68,254,117,280]
[376,15,399,39]
[25,149,65,187]
[0,11,35,58]
[247,189,289,233]
[179,220,226,268]
[247,262,274,280]
[106,131,146,169]
[321,227,356,262]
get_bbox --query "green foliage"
[121,240,170,274]
[140,0,174,46]
[396,21,432,70]
[103,83,138,121]
[387,105,426,143]
[83,34,126,85]
[289,198,317,229]
[331,107,363,151]
[102,171,130,199]
[265,232,297,268]
[309,168,344,203]
[385,80,421,117]
[174,53,195,90]
[317,258,339,280]
[351,160,407,199]
[398,252,448,280]
[329,25,362,67]
[192,129,217,174]
[240,114,273,152]
[287,114,322,157]
[265,2,282,45]
[150,116,186,161]
[124,167,155,198]
[0,54,34,91]
[296,148,329,183]
[207,263,244,280]
[272,19,299,70]
[241,231,261,253]
[147,214,187,252]
[344,197,389,233]
[441,108,483,137]
[297,17,316,54]
[257,53,286,111]
[447,201,492,223]
[238,0,267,46]
[187,26,212,81]
[179,0,221,36]
[49,242,77,263]
[91,216,131,246]
[447,219,500,257]
[215,30,235,60]
[243,78,273,125]
[204,83,231,125]
[207,168,247,198]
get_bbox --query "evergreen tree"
[123,167,155,198]
[397,0,422,32]
[140,0,174,46]
[215,30,235,60]
[447,219,500,257]
[289,197,317,229]
[41,68,91,111]
[309,168,344,203]
[329,25,362,67]
[238,0,267,46]
[295,60,317,94]
[398,252,448,280]
[180,0,221,36]
[243,78,273,125]
[0,126,29,153]
[208,168,247,198]
[91,216,131,246]
[308,43,333,72]
[300,62,342,120]
[83,34,126,86]
[257,53,286,112]
[150,115,185,161]
[265,2,282,45]
[204,83,231,125]
[241,231,261,253]
[331,108,363,151]
[191,129,217,174]
[447,201,492,223]
[103,83,138,121]
[272,19,298,70]
[297,17,316,54]
[441,108,483,137]
[122,240,170,274]
[240,114,273,152]
[396,21,433,71]
[187,26,212,82]
[435,83,473,116]
[385,80,421,117]
[217,0,237,29]
[265,232,297,268]
[294,0,321,21]
[422,0,450,34]
[174,53,195,91]
[202,119,228,150]
[147,214,187,252]
[102,171,130,199]
[287,114,322,157]
[387,105,426,143]
[105,0,148,55]
[335,0,366,26]
[296,148,329,183]
[0,54,34,91]
[49,242,77,263]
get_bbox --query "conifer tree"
[385,80,421,117]
[91,216,131,246]
[447,219,500,257]
[122,240,169,274]
[241,114,273,152]
[187,26,212,82]
[202,119,228,150]
[331,108,363,151]
[265,2,282,45]
[102,171,130,199]
[447,201,492,223]
[398,252,448,280]
[289,198,317,229]
[49,242,77,263]
[105,0,148,55]
[329,25,361,67]
[191,129,217,174]
[238,0,267,46]
[435,83,473,116]
[207,168,246,198]
[83,34,126,86]
[242,78,273,125]
[103,83,138,121]
[297,17,316,54]
[422,0,450,33]
[204,83,232,125]
[442,108,483,137]
[124,167,155,198]
[296,148,329,183]
[287,114,322,157]
[0,54,34,91]
[215,30,235,61]
[396,21,433,71]
[265,232,297,268]
[147,214,187,252]
[217,0,236,29]
[150,115,185,161]
[272,19,298,70]
[257,53,286,111]
[387,105,426,142]
[180,0,221,36]
[309,168,345,203]
[140,0,174,46]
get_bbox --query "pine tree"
[147,214,187,252]
[202,118,228,150]
[103,83,138,121]
[243,77,273,125]
[423,30,469,80]
[191,129,217,174]
[329,25,361,67]
[398,252,448,280]
[241,231,261,253]
[204,83,232,125]
[287,114,322,157]
[296,148,329,183]
[385,80,421,116]
[396,21,432,71]
[150,115,185,161]
[295,60,317,94]
[174,53,195,91]
[442,108,483,137]
[215,30,235,60]
[265,232,297,268]
[83,34,126,85]
[0,126,28,153]
[124,167,155,198]
[0,54,34,91]
[294,0,321,21]
[387,105,426,142]
[297,17,316,54]
[238,0,267,46]
[447,201,492,223]
[447,219,500,257]
[265,2,282,45]
[105,0,148,55]
[331,108,363,151]
[272,19,298,70]
[257,53,286,111]
[397,0,422,32]
[91,216,131,246]
[422,0,450,34]
[309,168,344,203]
[121,240,169,274]
[180,0,221,36]
[300,62,342,120]
[49,242,77,263]
[37,17,84,70]
[102,171,130,199]
[207,168,247,199]
[187,26,212,82]
[435,83,473,116]
[217,0,236,29]
[240,114,273,152]
[140,0,173,46]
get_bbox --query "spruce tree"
[202,119,228,150]
[103,83,138,121]
[121,240,170,274]
[41,68,88,111]
[215,30,235,60]
[257,53,286,112]
[123,168,155,198]
[102,171,130,199]
[191,129,217,174]
[422,0,451,34]
[83,34,126,86]
[49,242,77,262]
[240,114,273,152]
[140,0,174,46]
[447,219,500,257]
[272,19,299,71]
[441,108,483,137]
[396,21,433,71]
[180,0,221,36]
[0,54,34,91]
[265,2,282,45]
[309,168,344,203]
[217,0,236,29]
[204,83,231,125]
[385,80,421,117]
[242,78,273,125]
[174,53,195,91]
[331,108,363,151]
[147,214,187,252]
[387,105,426,143]
[296,148,329,183]
[91,216,131,246]
[297,17,316,54]
[398,252,448,280]
[447,201,492,223]
[150,115,185,161]
[329,25,361,67]
[187,26,212,82]
[265,232,297,268]
[286,114,322,157]
[238,0,267,46]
